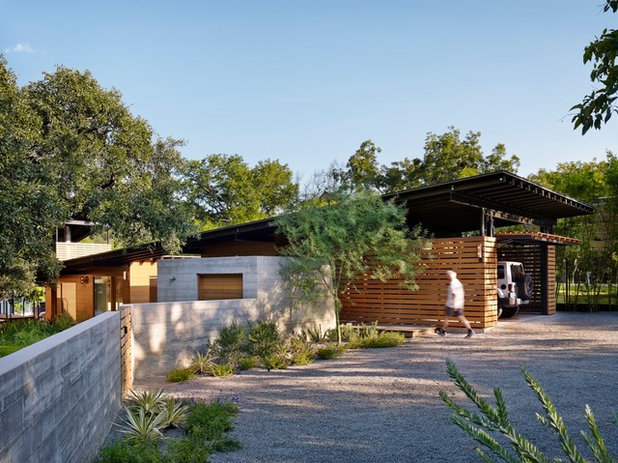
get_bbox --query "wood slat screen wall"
[120,306,132,397]
[198,274,243,300]
[339,236,498,329]
[497,244,555,314]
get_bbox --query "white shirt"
[447,278,464,309]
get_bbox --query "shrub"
[346,331,405,349]
[51,312,75,331]
[98,441,162,463]
[305,323,325,342]
[185,400,239,443]
[208,362,236,377]
[189,351,213,375]
[166,368,196,383]
[440,358,617,462]
[316,344,345,359]
[214,320,248,361]
[288,334,316,366]
[261,353,288,370]
[237,355,259,370]
[248,320,280,358]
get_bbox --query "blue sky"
[2,0,617,182]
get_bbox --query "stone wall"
[0,312,121,463]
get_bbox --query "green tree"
[418,127,519,185]
[185,154,298,229]
[335,140,382,191]
[571,0,618,134]
[0,57,65,298]
[0,60,194,296]
[530,156,618,309]
[275,192,426,344]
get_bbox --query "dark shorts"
[445,306,464,317]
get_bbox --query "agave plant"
[115,405,166,446]
[189,351,214,375]
[161,398,190,429]
[126,389,166,415]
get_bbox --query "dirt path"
[136,312,618,462]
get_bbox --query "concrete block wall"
[129,299,260,379]
[157,256,335,331]
[0,312,121,463]
[157,256,261,302]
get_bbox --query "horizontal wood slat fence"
[339,236,499,329]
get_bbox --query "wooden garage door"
[198,274,243,300]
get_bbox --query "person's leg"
[457,314,471,330]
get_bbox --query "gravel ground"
[134,312,618,463]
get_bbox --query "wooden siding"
[497,244,555,314]
[120,306,133,397]
[201,240,278,257]
[340,236,498,329]
[198,274,243,300]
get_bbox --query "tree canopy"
[571,0,618,134]
[275,192,426,343]
[0,59,194,296]
[184,154,298,230]
[332,128,519,193]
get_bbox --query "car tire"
[499,305,519,318]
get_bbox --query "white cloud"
[3,43,36,54]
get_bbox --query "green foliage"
[331,133,519,194]
[116,405,166,446]
[0,318,73,357]
[0,57,195,295]
[50,312,74,331]
[276,191,425,344]
[530,155,618,310]
[440,358,616,462]
[346,331,405,349]
[213,320,248,362]
[127,389,166,415]
[160,399,190,429]
[208,362,236,377]
[184,154,298,230]
[305,323,326,342]
[571,0,618,134]
[236,355,259,370]
[189,351,214,375]
[316,344,346,360]
[166,368,196,383]
[98,441,162,463]
[248,320,281,358]
[288,334,316,366]
[100,398,240,463]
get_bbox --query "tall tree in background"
[571,0,618,134]
[530,154,618,309]
[185,154,298,230]
[275,192,425,344]
[0,57,65,298]
[0,60,194,296]
[333,128,519,194]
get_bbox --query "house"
[48,171,593,329]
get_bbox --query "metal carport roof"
[383,171,593,236]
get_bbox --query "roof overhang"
[383,171,593,235]
[496,232,581,246]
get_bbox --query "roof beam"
[449,192,556,227]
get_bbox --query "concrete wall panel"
[0,313,121,463]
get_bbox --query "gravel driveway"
[136,312,618,463]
